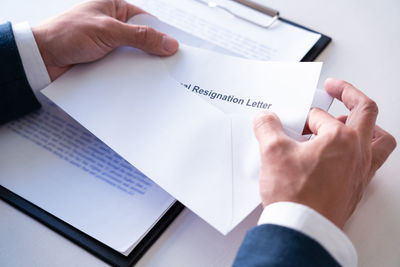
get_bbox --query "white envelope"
[131,15,332,135]
[162,44,324,231]
[41,43,323,234]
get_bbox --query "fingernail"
[162,35,179,54]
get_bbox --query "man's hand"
[254,78,396,228]
[32,0,179,81]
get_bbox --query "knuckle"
[308,107,320,119]
[390,135,397,149]
[342,128,358,146]
[136,25,149,42]
[338,79,350,88]
[341,80,354,88]
[261,137,288,155]
[99,0,114,5]
[309,107,321,115]
[99,0,118,11]
[327,123,358,146]
[337,79,356,94]
[135,25,158,47]
[95,17,115,35]
[341,80,357,91]
[360,99,379,116]
[253,113,278,131]
[91,17,118,48]
[342,125,358,137]
[99,17,115,29]
[385,133,397,151]
[338,126,358,143]
[326,123,344,139]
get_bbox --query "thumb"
[112,21,179,56]
[253,111,290,150]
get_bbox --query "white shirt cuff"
[12,22,51,97]
[258,202,357,267]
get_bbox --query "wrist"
[31,25,66,81]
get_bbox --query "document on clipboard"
[131,0,329,62]
[0,1,332,266]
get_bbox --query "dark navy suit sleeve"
[233,224,341,267]
[0,22,41,125]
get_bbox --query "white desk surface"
[1,0,399,266]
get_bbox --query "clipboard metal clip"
[193,0,280,29]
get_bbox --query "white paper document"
[130,14,332,114]
[131,0,321,61]
[0,94,175,255]
[42,41,322,234]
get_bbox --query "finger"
[336,115,348,124]
[325,78,378,143]
[302,123,312,135]
[306,108,342,136]
[124,2,147,19]
[112,0,146,22]
[253,111,291,151]
[369,125,397,176]
[112,22,179,56]
[304,113,347,135]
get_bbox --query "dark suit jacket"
[233,224,341,266]
[0,22,40,125]
[1,21,340,267]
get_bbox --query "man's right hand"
[254,78,396,228]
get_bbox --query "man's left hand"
[32,0,179,81]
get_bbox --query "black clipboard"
[0,5,331,267]
[282,18,331,62]
[0,185,184,266]
[196,0,331,62]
